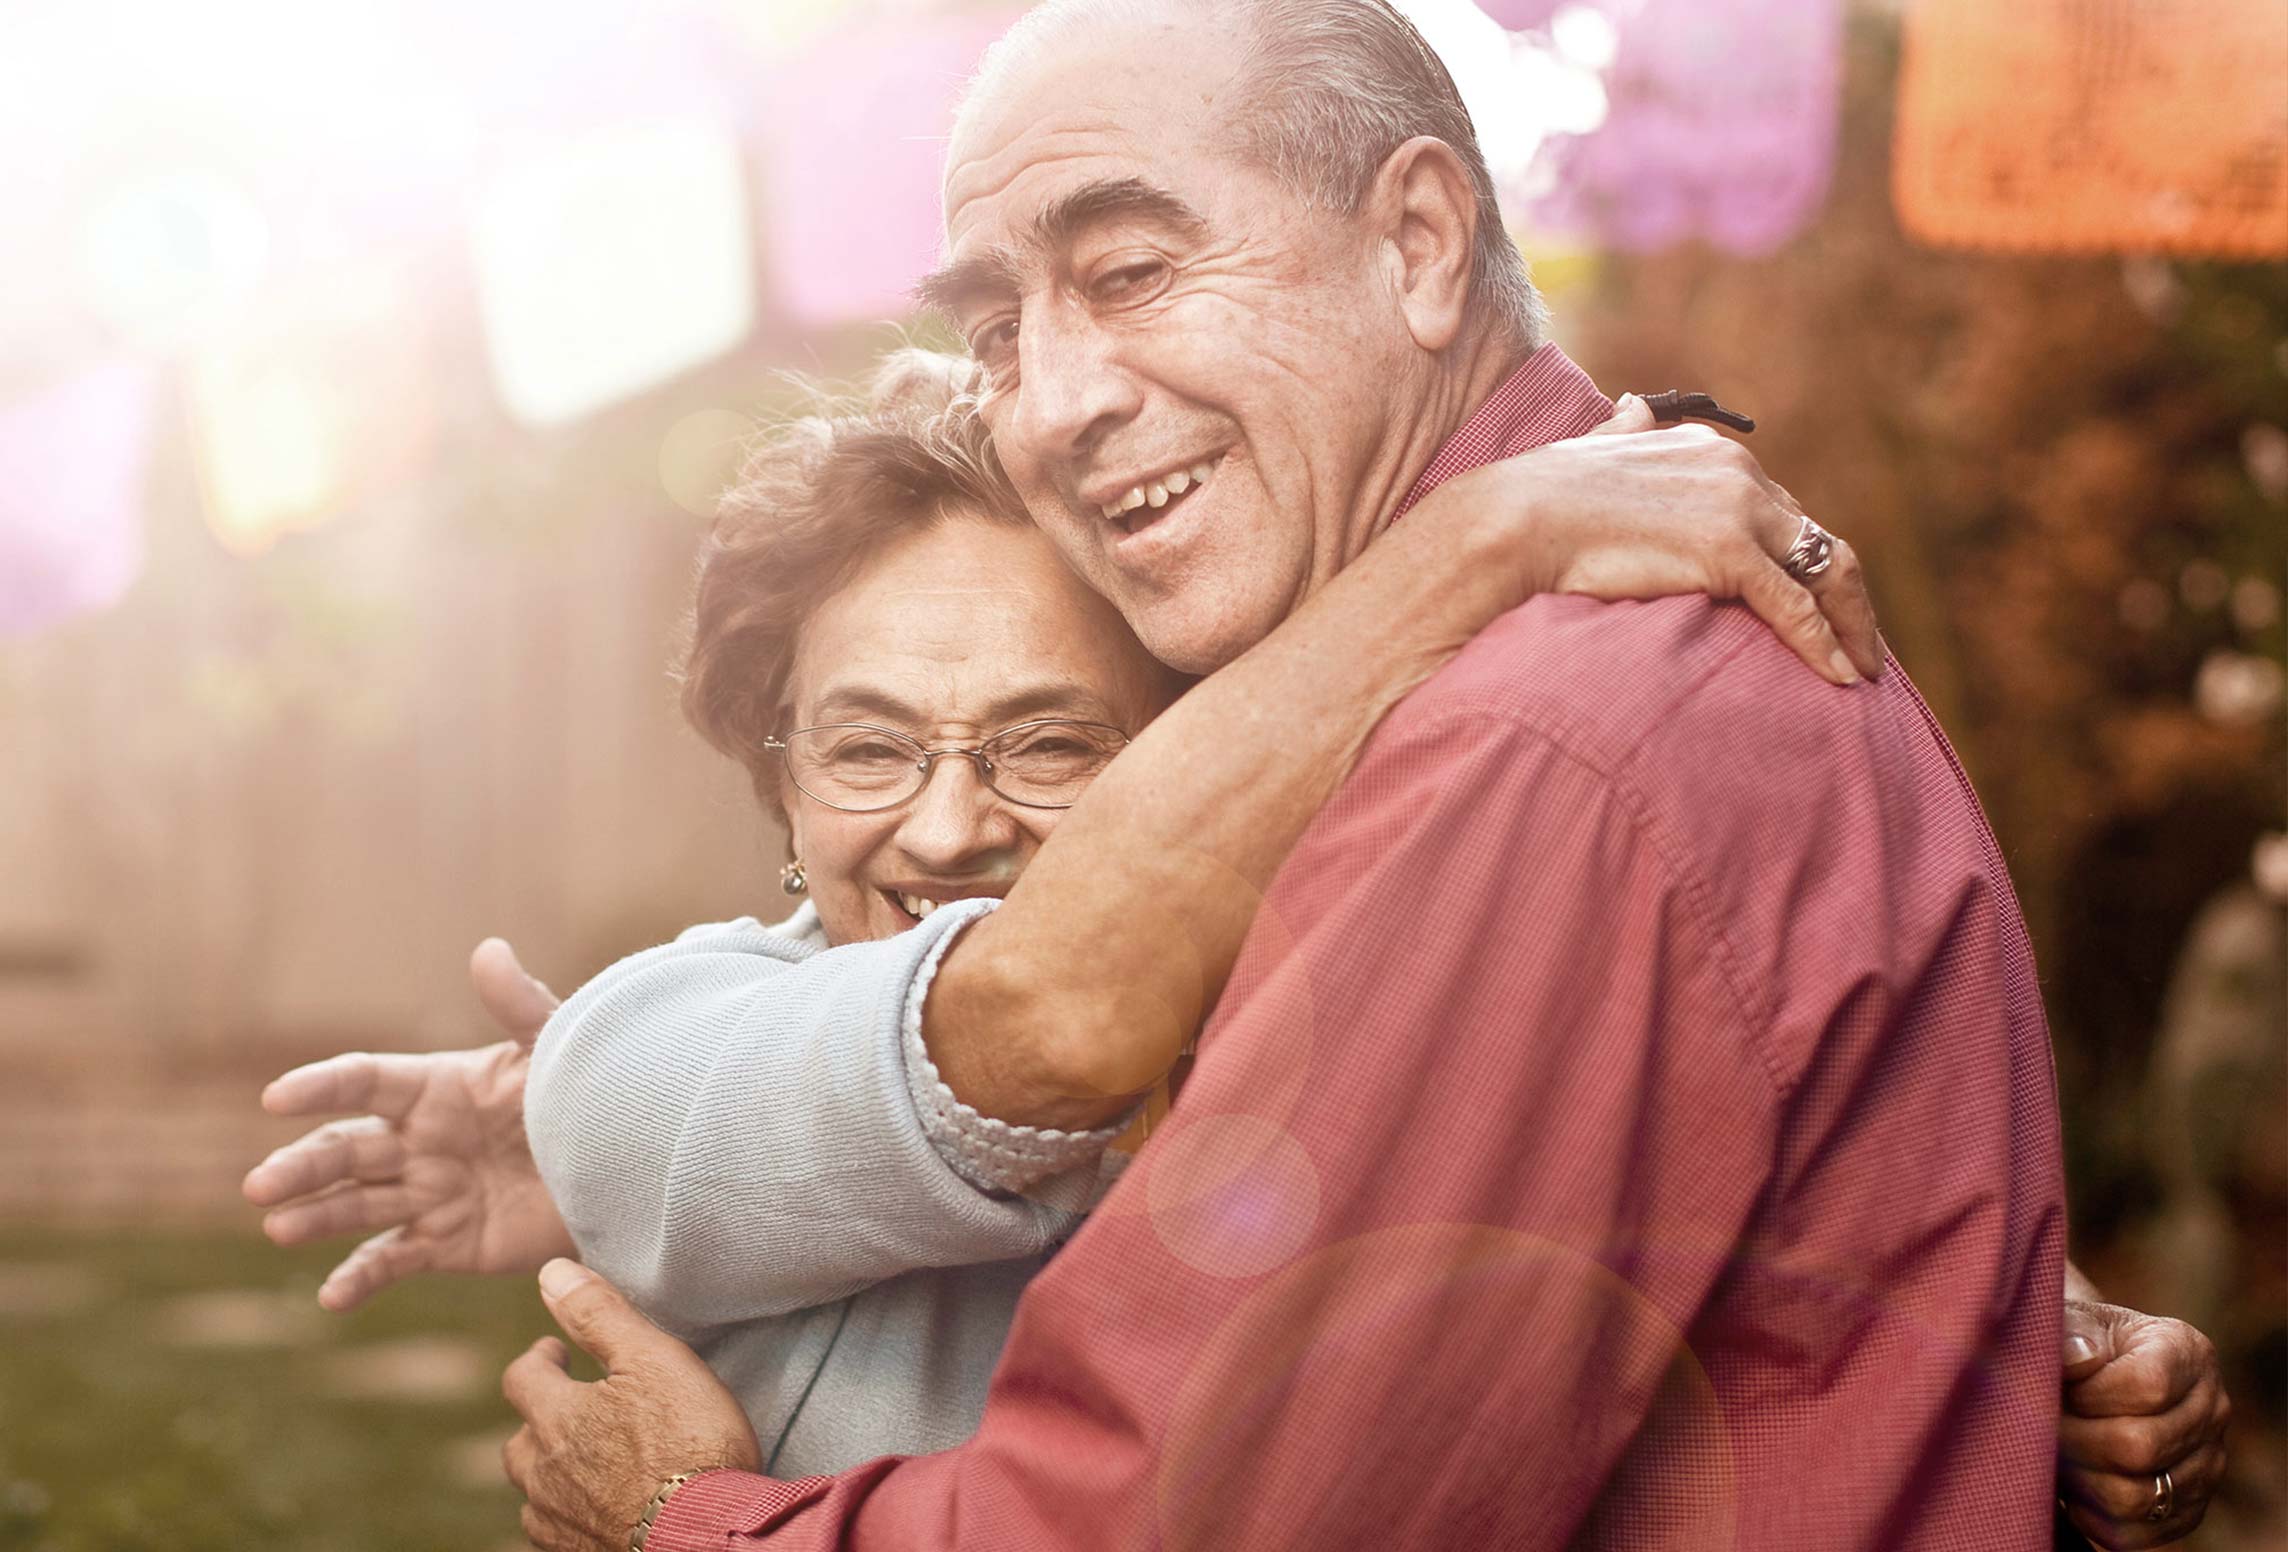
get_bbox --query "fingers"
[2060,1438,2224,1550]
[503,1421,571,1552]
[1723,447,1885,682]
[2061,1369,2225,1475]
[261,1178,420,1248]
[472,938,560,1047]
[502,1335,574,1419]
[1691,442,1876,685]
[1800,538,1885,681]
[502,1425,535,1492]
[1742,474,1883,682]
[259,1051,430,1123]
[316,1228,430,1313]
[2068,1315,2210,1419]
[519,1500,575,1552]
[244,1115,408,1207]
[500,1333,581,1549]
[2063,1301,2118,1385]
[538,1258,668,1373]
[1736,557,1860,687]
[1583,393,1660,438]
[2058,1327,2229,1552]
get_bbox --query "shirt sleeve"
[525,900,1094,1339]
[645,709,1788,1549]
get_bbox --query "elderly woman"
[246,356,2222,1543]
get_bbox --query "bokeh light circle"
[1157,1225,1735,1552]
[1144,1115,1320,1280]
[658,408,754,518]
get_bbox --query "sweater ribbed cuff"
[901,899,1137,1197]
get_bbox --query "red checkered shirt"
[650,346,2067,1551]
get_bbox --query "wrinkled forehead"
[789,519,1137,696]
[943,14,1247,253]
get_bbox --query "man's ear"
[1370,135,1481,354]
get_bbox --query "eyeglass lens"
[780,721,1126,810]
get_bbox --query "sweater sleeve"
[643,710,1784,1550]
[525,900,1097,1339]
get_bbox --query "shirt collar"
[1392,343,1615,520]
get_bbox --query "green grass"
[0,1228,584,1552]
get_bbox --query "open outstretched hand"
[241,938,575,1310]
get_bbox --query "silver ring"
[1780,514,1836,581]
[2147,1468,2174,1522]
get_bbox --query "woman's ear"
[776,789,802,858]
[1370,135,1480,354]
[774,793,809,898]
[757,758,801,853]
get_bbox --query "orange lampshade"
[1893,0,2288,257]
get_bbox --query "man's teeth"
[897,893,941,920]
[1101,460,1215,521]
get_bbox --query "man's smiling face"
[930,11,1419,673]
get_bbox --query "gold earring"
[779,859,807,896]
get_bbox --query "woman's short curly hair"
[680,349,1029,810]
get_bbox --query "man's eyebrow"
[915,177,1206,319]
[1029,177,1207,253]
[915,248,1020,320]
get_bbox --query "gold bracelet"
[629,1471,698,1552]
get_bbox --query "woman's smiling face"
[777,507,1186,946]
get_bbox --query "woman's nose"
[894,756,1017,870]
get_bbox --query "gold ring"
[2146,1468,2175,1522]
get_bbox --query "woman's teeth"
[1102,460,1216,523]
[897,893,942,920]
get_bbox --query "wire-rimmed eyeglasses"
[762,719,1130,813]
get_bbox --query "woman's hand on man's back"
[1435,393,1885,685]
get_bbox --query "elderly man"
[473,2,2229,1547]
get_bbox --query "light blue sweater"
[524,900,1128,1474]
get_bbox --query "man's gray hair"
[966,0,1548,350]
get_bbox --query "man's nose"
[1010,302,1141,468]
[895,756,1019,872]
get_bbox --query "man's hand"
[503,1260,762,1552]
[1440,393,1884,686]
[2058,1299,2231,1549]
[241,938,575,1310]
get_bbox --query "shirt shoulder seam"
[1389,682,1792,1103]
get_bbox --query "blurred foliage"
[0,1229,573,1552]
[1567,15,2285,1535]
[1570,10,2285,1224]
